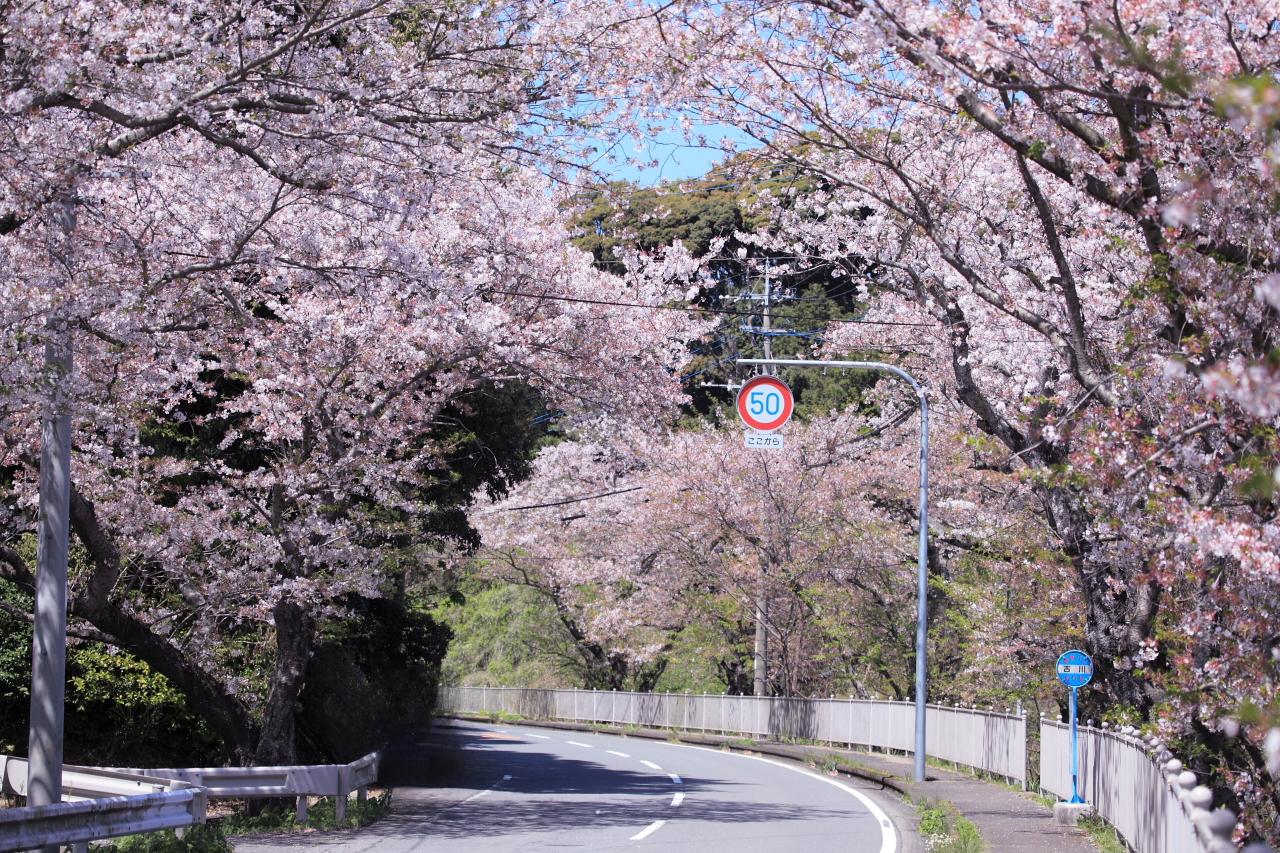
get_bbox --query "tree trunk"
[253,597,313,765]
[68,487,258,761]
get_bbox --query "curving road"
[233,719,906,852]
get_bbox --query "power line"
[483,287,934,326]
[486,485,644,513]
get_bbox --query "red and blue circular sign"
[736,375,795,433]
[1056,649,1093,688]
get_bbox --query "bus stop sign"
[1056,649,1093,688]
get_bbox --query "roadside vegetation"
[97,793,392,852]
[915,798,984,853]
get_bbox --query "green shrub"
[220,792,392,836]
[99,825,231,853]
[915,797,985,853]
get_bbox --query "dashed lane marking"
[640,760,662,770]
[566,740,592,748]
[630,820,667,841]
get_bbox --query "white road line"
[630,819,667,840]
[658,742,899,853]
[458,775,509,806]
[566,740,592,748]
[671,791,685,807]
[606,750,630,758]
[640,760,662,770]
[525,733,551,739]
[668,773,682,784]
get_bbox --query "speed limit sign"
[736,375,795,432]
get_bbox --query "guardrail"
[0,750,380,851]
[0,790,202,853]
[109,750,381,822]
[438,686,1027,785]
[1,756,204,853]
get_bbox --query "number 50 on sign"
[737,375,795,433]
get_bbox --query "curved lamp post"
[738,357,930,783]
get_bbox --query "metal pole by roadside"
[28,194,77,849]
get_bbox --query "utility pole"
[28,195,75,839]
[752,260,772,698]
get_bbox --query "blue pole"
[1069,686,1084,803]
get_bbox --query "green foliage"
[434,581,581,687]
[918,801,950,837]
[64,645,222,766]
[302,596,450,761]
[0,574,33,754]
[417,380,553,549]
[0,571,220,765]
[568,164,873,423]
[220,792,391,836]
[1078,814,1129,853]
[99,825,231,853]
[915,798,985,853]
[571,179,746,263]
[652,619,739,694]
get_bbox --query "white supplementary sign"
[745,433,785,450]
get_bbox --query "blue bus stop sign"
[1056,649,1093,688]
[1057,648,1093,804]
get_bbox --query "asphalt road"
[233,719,907,852]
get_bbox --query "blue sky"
[589,121,761,186]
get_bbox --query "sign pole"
[1055,648,1092,805]
[1069,686,1083,803]
[913,390,929,785]
[738,357,930,783]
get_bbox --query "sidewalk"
[846,749,1099,853]
[446,714,1101,853]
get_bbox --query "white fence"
[438,686,1027,785]
[1039,720,1249,853]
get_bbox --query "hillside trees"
[628,0,1280,830]
[0,0,709,762]
[568,165,874,420]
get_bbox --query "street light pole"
[28,196,76,836]
[738,357,930,783]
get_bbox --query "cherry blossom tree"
[0,0,711,762]
[616,0,1279,832]
[476,392,1059,701]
